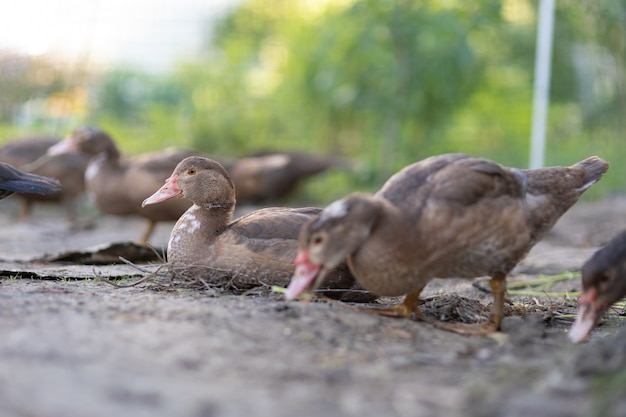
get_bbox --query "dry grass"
[102,259,621,325]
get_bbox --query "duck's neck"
[167,202,235,263]
[104,146,121,161]
[348,200,420,294]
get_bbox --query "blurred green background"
[0,0,624,203]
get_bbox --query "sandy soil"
[1,195,626,417]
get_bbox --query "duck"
[48,126,199,245]
[0,136,89,220]
[569,230,626,343]
[0,162,60,200]
[141,156,363,295]
[230,151,347,203]
[285,153,609,334]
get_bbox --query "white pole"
[529,0,555,169]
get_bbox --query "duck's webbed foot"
[426,274,506,336]
[428,319,500,336]
[323,287,425,319]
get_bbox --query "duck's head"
[569,233,626,343]
[285,193,380,300]
[142,156,234,208]
[48,126,116,158]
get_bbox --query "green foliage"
[178,0,507,188]
[90,68,184,123]
[281,0,493,177]
[86,68,193,154]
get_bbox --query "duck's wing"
[202,207,320,271]
[229,207,322,244]
[226,206,358,290]
[429,157,526,204]
[377,154,525,212]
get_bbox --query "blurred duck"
[0,162,60,200]
[286,153,609,335]
[47,126,347,243]
[142,156,364,297]
[48,127,199,245]
[0,136,89,220]
[569,230,626,343]
[230,151,348,203]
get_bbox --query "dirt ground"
[1,195,626,417]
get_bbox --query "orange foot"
[427,319,500,336]
[323,288,425,319]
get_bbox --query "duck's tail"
[524,156,609,195]
[523,156,609,242]
[573,156,610,191]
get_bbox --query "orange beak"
[142,174,182,207]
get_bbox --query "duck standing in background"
[48,127,198,245]
[0,162,60,200]
[286,153,609,335]
[142,156,366,298]
[0,136,89,221]
[569,230,626,343]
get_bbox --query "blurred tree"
[7,0,621,199]
[91,68,184,124]
[563,0,626,128]
[81,67,195,155]
[0,52,73,124]
[182,0,503,182]
[281,0,501,179]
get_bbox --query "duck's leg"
[430,273,506,335]
[375,287,425,318]
[138,220,156,246]
[18,200,32,222]
[325,285,426,319]
[63,199,77,223]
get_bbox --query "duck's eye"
[597,271,615,291]
[187,168,197,175]
[312,235,324,245]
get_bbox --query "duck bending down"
[48,127,199,245]
[569,230,626,343]
[142,156,365,297]
[0,162,61,200]
[285,153,609,335]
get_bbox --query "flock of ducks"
[1,126,624,343]
[2,126,346,244]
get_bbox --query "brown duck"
[0,136,88,220]
[48,127,198,244]
[569,230,626,342]
[142,156,363,296]
[230,151,347,203]
[286,153,609,334]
